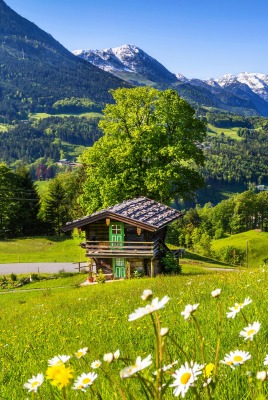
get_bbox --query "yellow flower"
[204,363,214,378]
[46,364,74,389]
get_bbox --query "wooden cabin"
[62,197,183,278]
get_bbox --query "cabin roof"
[62,197,183,232]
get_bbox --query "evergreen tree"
[41,179,70,236]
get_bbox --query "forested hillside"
[0,0,129,122]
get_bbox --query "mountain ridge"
[74,44,268,117]
[0,0,129,121]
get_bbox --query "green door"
[109,222,126,278]
[113,258,126,278]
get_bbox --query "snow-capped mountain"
[73,44,178,85]
[213,73,268,102]
[73,44,268,116]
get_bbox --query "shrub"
[10,273,17,282]
[215,245,246,265]
[161,253,182,274]
[95,269,106,284]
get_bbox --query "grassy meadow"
[212,230,268,267]
[0,236,85,263]
[0,268,268,399]
[207,124,242,141]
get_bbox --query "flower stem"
[214,300,222,378]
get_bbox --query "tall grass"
[0,269,268,398]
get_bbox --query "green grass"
[0,236,85,263]
[0,268,267,399]
[207,123,243,141]
[0,123,10,132]
[212,230,268,267]
[29,111,103,121]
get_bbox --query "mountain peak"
[73,44,178,85]
[215,72,268,102]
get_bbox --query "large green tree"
[80,87,206,213]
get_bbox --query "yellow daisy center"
[31,381,39,388]
[82,378,91,385]
[180,372,192,384]
[233,355,243,362]
[247,329,256,336]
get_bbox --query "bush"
[161,253,182,274]
[131,269,144,279]
[95,269,106,284]
[10,273,17,282]
[215,246,246,265]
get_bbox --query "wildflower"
[204,363,214,378]
[73,372,98,391]
[114,349,120,359]
[75,347,88,359]
[153,361,178,376]
[46,364,74,389]
[264,355,268,365]
[24,373,44,393]
[226,297,252,319]
[104,349,120,363]
[141,289,153,301]
[160,327,169,336]
[220,350,251,369]
[257,371,267,381]
[170,361,203,398]
[91,360,102,369]
[120,354,152,378]
[203,378,212,387]
[181,304,199,320]
[211,289,221,298]
[128,296,170,321]
[240,321,261,341]
[103,353,113,363]
[48,354,71,366]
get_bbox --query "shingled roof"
[62,197,183,232]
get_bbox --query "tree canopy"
[80,87,207,213]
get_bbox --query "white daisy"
[264,355,268,365]
[91,360,102,369]
[170,361,203,398]
[75,347,88,359]
[73,372,98,391]
[256,371,267,381]
[24,373,44,393]
[120,354,152,378]
[48,354,71,366]
[128,296,170,321]
[141,289,153,301]
[211,288,221,298]
[114,349,120,359]
[103,353,114,363]
[181,304,199,320]
[102,349,120,364]
[160,327,169,336]
[220,350,251,369]
[240,321,261,341]
[226,297,252,319]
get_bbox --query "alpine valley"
[1,0,268,204]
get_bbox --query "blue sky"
[6,0,268,79]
